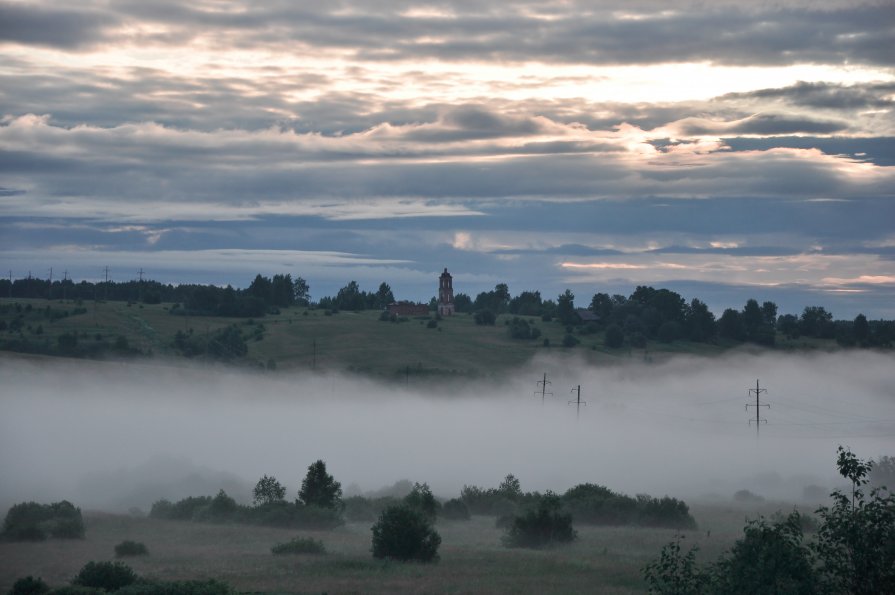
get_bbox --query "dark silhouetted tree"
[299,460,342,510]
[293,276,310,306]
[556,289,576,325]
[253,475,286,506]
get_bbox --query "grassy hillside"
[0,298,847,379]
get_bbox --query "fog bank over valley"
[1,352,893,512]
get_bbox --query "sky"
[1,0,894,317]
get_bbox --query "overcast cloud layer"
[1,1,894,316]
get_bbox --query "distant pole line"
[535,372,553,403]
[746,379,769,436]
[569,384,586,418]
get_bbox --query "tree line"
[2,274,893,348]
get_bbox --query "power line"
[534,372,552,403]
[569,384,586,418]
[746,379,769,436]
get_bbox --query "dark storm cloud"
[5,1,893,66]
[720,81,895,111]
[0,2,117,49]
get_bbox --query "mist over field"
[1,352,893,513]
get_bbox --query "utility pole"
[137,268,144,303]
[746,379,769,436]
[62,270,68,302]
[535,372,553,403]
[568,384,586,418]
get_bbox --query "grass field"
[0,501,816,594]
[0,297,849,381]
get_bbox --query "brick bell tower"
[438,268,455,316]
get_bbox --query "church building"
[438,268,455,316]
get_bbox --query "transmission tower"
[746,379,769,436]
[535,372,553,403]
[568,384,587,418]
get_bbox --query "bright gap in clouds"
[10,42,894,105]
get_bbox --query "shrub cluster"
[149,493,343,530]
[562,483,697,529]
[11,562,236,595]
[271,536,326,555]
[643,447,895,594]
[502,493,576,549]
[72,561,138,592]
[114,540,149,558]
[1,500,85,541]
[371,504,441,562]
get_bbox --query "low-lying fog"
[1,351,893,512]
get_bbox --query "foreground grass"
[0,502,813,594]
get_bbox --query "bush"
[72,561,138,592]
[440,498,471,521]
[503,493,576,548]
[473,309,496,325]
[1,500,85,541]
[371,504,441,562]
[642,535,708,595]
[403,483,439,522]
[114,540,149,557]
[271,536,326,555]
[561,484,696,529]
[713,513,818,595]
[604,324,624,348]
[149,496,211,521]
[9,576,49,595]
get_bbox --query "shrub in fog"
[502,493,576,549]
[371,504,441,562]
[440,498,471,521]
[149,496,212,521]
[271,536,326,555]
[72,561,138,592]
[1,500,85,541]
[253,475,286,506]
[114,540,149,557]
[460,474,527,517]
[561,484,696,529]
[403,483,440,522]
[8,576,49,595]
